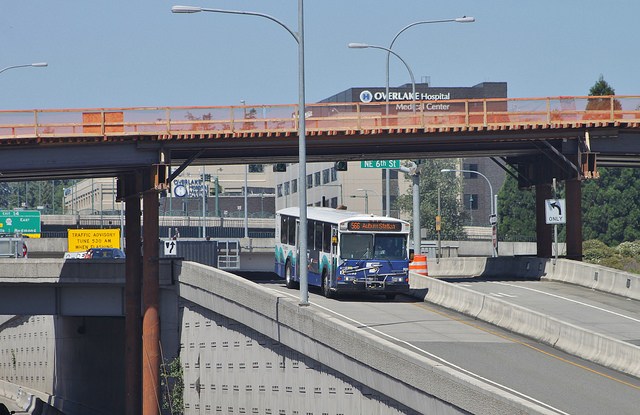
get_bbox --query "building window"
[463,194,478,210]
[306,174,312,189]
[292,179,298,194]
[314,172,321,187]
[463,163,479,179]
[277,184,283,198]
[330,197,338,208]
[248,164,264,173]
[284,182,290,196]
[322,169,330,184]
[330,168,337,182]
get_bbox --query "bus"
[275,207,411,299]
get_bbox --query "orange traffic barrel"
[409,254,428,276]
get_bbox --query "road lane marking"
[270,286,570,414]
[412,301,640,392]
[493,282,640,323]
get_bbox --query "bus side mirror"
[409,249,414,261]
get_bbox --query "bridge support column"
[535,184,553,257]
[566,178,583,261]
[142,187,161,415]
[124,174,142,415]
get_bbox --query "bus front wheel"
[285,261,298,289]
[322,270,334,299]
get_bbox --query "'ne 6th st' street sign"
[361,160,401,169]
[0,210,42,235]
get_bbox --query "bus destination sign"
[347,221,402,232]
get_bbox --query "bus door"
[295,219,301,279]
[331,227,339,277]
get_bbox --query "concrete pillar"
[124,174,142,415]
[535,184,553,258]
[565,178,583,261]
[142,189,160,415]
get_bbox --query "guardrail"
[1,95,639,139]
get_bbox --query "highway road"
[445,278,640,346]
[256,279,640,415]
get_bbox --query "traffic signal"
[273,163,287,172]
[334,161,348,171]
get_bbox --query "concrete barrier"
[177,261,559,415]
[0,380,58,415]
[428,256,640,301]
[409,272,640,378]
[544,259,640,301]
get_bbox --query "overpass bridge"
[0,258,639,414]
[1,95,640,414]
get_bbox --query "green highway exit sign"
[0,210,41,234]
[360,160,401,169]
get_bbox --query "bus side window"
[287,217,296,245]
[322,223,332,253]
[280,216,288,244]
[307,219,315,250]
[315,221,324,253]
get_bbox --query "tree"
[496,174,536,241]
[582,167,640,245]
[586,74,621,113]
[580,76,639,246]
[394,159,468,240]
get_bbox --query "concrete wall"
[176,261,557,415]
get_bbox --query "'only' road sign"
[545,199,566,224]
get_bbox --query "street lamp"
[172,3,310,305]
[349,43,422,253]
[381,17,474,217]
[349,188,377,214]
[441,168,497,257]
[349,43,417,112]
[0,62,48,75]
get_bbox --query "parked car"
[0,235,27,258]
[84,248,126,259]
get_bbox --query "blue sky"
[2,0,638,110]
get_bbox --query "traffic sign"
[545,199,566,224]
[164,240,177,256]
[361,160,401,169]
[489,214,497,226]
[68,229,120,252]
[0,210,41,236]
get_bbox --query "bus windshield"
[373,234,407,260]
[340,233,407,260]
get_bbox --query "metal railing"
[0,96,638,139]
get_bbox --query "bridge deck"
[1,95,639,143]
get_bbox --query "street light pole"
[349,43,421,252]
[382,17,474,217]
[441,168,497,257]
[172,3,310,305]
[0,62,48,75]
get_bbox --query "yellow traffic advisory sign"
[68,229,121,252]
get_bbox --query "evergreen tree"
[582,167,640,245]
[496,174,536,241]
[586,74,621,112]
[580,75,636,245]
[395,159,467,240]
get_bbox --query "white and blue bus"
[275,207,411,299]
